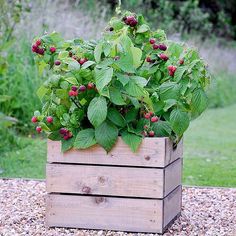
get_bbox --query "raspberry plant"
[31,11,210,152]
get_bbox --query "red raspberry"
[46,116,53,123]
[31,116,37,123]
[144,113,151,119]
[50,47,56,53]
[153,44,159,50]
[31,45,38,53]
[151,116,159,123]
[159,54,169,61]
[87,83,95,90]
[36,126,42,133]
[59,128,67,134]
[149,38,156,44]
[37,48,45,55]
[79,58,88,65]
[79,85,86,92]
[179,59,184,65]
[158,44,167,51]
[54,60,61,66]
[71,86,78,91]
[146,57,152,63]
[149,131,155,137]
[35,39,41,46]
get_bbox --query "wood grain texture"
[163,186,182,228]
[46,194,163,233]
[47,137,183,168]
[46,159,181,198]
[164,159,182,196]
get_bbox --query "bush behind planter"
[31,10,210,153]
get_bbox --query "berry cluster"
[31,40,45,55]
[142,112,159,137]
[31,115,54,133]
[59,128,73,140]
[123,15,138,27]
[71,55,88,65]
[68,83,95,97]
[168,65,177,77]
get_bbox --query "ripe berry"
[35,39,41,46]
[149,111,154,116]
[37,48,45,55]
[158,44,167,51]
[153,44,159,50]
[79,58,87,65]
[144,113,151,119]
[68,90,77,96]
[71,85,78,91]
[151,116,159,123]
[159,54,169,61]
[46,116,53,123]
[79,85,86,92]
[54,60,61,66]
[168,65,177,76]
[36,126,42,133]
[179,59,184,65]
[63,135,70,140]
[72,55,78,60]
[149,131,155,137]
[146,57,152,63]
[50,47,56,53]
[59,128,67,134]
[129,18,138,27]
[87,82,94,90]
[31,45,38,53]
[125,16,138,27]
[149,38,156,44]
[31,116,37,123]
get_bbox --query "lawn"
[1,104,236,187]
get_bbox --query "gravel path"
[0,179,235,236]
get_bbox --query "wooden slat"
[46,194,163,233]
[163,186,182,228]
[46,164,164,198]
[164,159,182,196]
[47,137,183,168]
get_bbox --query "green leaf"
[95,121,118,152]
[131,47,142,68]
[121,131,142,152]
[109,87,126,105]
[136,24,150,33]
[116,73,129,86]
[130,76,147,87]
[74,128,96,149]
[174,66,187,82]
[61,136,75,152]
[107,108,126,127]
[152,121,172,137]
[170,109,190,136]
[64,76,78,84]
[95,67,113,91]
[87,96,107,127]
[94,42,103,63]
[37,86,49,100]
[159,82,180,100]
[125,108,139,123]
[163,99,177,112]
[168,42,183,58]
[82,61,95,69]
[125,80,147,98]
[191,88,208,115]
[48,131,62,141]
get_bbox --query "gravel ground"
[0,179,235,236]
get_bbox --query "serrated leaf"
[87,96,107,127]
[116,73,129,86]
[95,67,113,91]
[136,24,150,33]
[61,136,75,152]
[64,77,78,84]
[159,82,180,100]
[191,88,208,115]
[130,76,147,87]
[152,121,172,137]
[163,99,177,112]
[82,61,95,69]
[37,86,49,100]
[94,42,103,62]
[131,47,142,68]
[125,80,147,98]
[48,131,62,141]
[174,66,187,82]
[121,131,142,152]
[107,108,126,127]
[125,108,139,123]
[170,109,189,136]
[109,87,126,105]
[95,121,118,152]
[74,128,96,149]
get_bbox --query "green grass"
[1,104,236,187]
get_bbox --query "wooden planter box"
[46,137,183,234]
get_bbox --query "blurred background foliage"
[0,0,236,186]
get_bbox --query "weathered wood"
[164,159,182,196]
[46,159,181,198]
[47,137,183,168]
[46,186,181,233]
[163,186,182,228]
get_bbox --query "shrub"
[31,11,210,153]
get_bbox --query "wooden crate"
[46,137,183,234]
